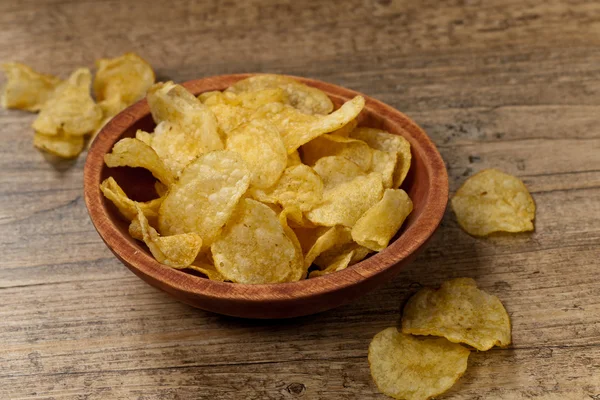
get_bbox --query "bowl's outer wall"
[84,74,448,319]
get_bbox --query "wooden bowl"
[84,74,448,319]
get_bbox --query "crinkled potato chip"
[331,118,358,137]
[312,156,365,188]
[302,134,372,171]
[104,138,175,186]
[351,127,412,187]
[226,74,333,115]
[33,131,83,159]
[278,207,307,279]
[226,119,287,189]
[208,103,253,135]
[309,249,354,278]
[255,96,365,153]
[251,164,323,212]
[401,278,512,351]
[306,173,383,227]
[93,52,155,105]
[134,207,202,269]
[296,226,352,269]
[32,68,102,136]
[128,218,144,241]
[370,150,397,189]
[352,189,413,251]
[314,241,371,269]
[1,62,61,111]
[369,328,470,400]
[158,150,250,247]
[211,199,303,284]
[287,150,302,167]
[101,177,163,225]
[451,169,535,236]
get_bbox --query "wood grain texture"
[0,0,599,398]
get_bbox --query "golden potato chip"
[351,127,412,187]
[235,88,287,109]
[198,90,224,104]
[1,62,61,111]
[302,134,372,171]
[369,328,470,400]
[158,150,250,247]
[32,68,102,136]
[352,189,413,251]
[104,138,175,186]
[287,150,302,167]
[207,103,253,135]
[370,150,397,189]
[297,226,352,269]
[33,131,84,159]
[211,199,303,284]
[306,173,383,227]
[314,241,371,269]
[250,164,323,212]
[226,119,287,189]
[451,169,535,236]
[226,74,333,115]
[278,207,307,279]
[101,177,164,225]
[401,278,512,351]
[135,129,153,146]
[309,249,354,278]
[154,181,168,197]
[254,96,365,153]
[93,52,155,105]
[331,118,358,137]
[187,262,226,281]
[128,219,143,240]
[134,207,202,269]
[312,156,365,188]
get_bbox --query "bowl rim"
[84,73,448,304]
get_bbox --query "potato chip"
[188,262,226,281]
[254,96,365,153]
[302,134,372,171]
[134,206,202,269]
[401,278,512,351]
[330,118,357,137]
[278,207,307,279]
[135,129,154,146]
[33,131,84,159]
[226,119,287,189]
[1,62,61,111]
[296,226,352,269]
[314,241,371,269]
[93,52,155,105]
[208,103,253,135]
[128,219,143,240]
[154,181,168,197]
[32,68,102,136]
[101,177,163,225]
[306,173,383,227]
[226,74,333,115]
[236,88,287,109]
[451,169,535,236]
[369,328,470,400]
[104,138,175,186]
[370,150,397,189]
[309,249,354,278]
[211,198,303,284]
[250,164,323,212]
[287,150,302,167]
[158,150,250,247]
[312,156,365,188]
[352,189,413,251]
[351,127,412,187]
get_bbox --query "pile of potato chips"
[369,278,511,400]
[100,75,415,283]
[1,53,155,158]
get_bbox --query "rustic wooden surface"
[1,0,599,399]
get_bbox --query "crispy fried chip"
[401,278,512,351]
[255,96,365,153]
[352,189,413,251]
[101,177,163,225]
[208,103,253,135]
[154,181,168,197]
[134,207,202,269]
[306,173,383,227]
[158,150,250,247]
[278,207,307,279]
[302,134,372,171]
[187,262,226,281]
[211,199,303,284]
[226,74,333,115]
[250,164,323,212]
[32,68,102,136]
[451,169,535,236]
[331,118,358,137]
[314,241,371,269]
[287,150,302,167]
[370,150,397,189]
[33,131,84,159]
[1,62,61,111]
[309,249,354,278]
[104,138,175,185]
[226,119,287,189]
[93,52,155,105]
[296,226,352,269]
[369,328,470,400]
[351,127,412,187]
[312,156,365,188]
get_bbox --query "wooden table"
[1,1,599,399]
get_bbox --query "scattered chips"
[369,328,470,400]
[1,62,61,111]
[352,189,413,251]
[94,52,155,105]
[211,199,303,284]
[451,169,535,236]
[401,278,512,351]
[33,131,84,159]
